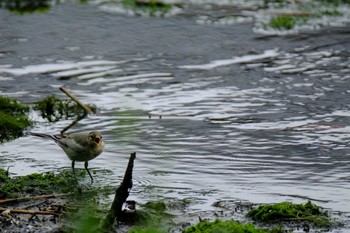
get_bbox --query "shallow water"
[1,1,350,226]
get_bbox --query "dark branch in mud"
[99,152,136,232]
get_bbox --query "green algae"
[183,219,278,233]
[0,168,85,198]
[127,199,181,233]
[247,201,332,228]
[317,0,350,5]
[35,95,96,122]
[121,0,172,16]
[0,96,32,143]
[269,15,310,30]
[270,15,298,30]
[0,0,51,14]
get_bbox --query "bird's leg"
[72,160,77,182]
[71,160,76,180]
[84,161,94,184]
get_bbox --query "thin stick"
[270,11,315,16]
[59,86,93,114]
[0,207,58,216]
[0,193,69,204]
[51,203,82,208]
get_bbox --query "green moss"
[316,0,350,6]
[263,0,289,8]
[127,200,176,233]
[121,0,172,16]
[269,15,311,30]
[0,169,83,197]
[183,219,273,233]
[66,205,105,233]
[0,168,10,184]
[0,167,115,200]
[143,201,167,212]
[321,9,342,15]
[247,201,331,228]
[35,95,96,122]
[0,96,32,143]
[128,228,165,233]
[269,15,297,30]
[2,0,51,14]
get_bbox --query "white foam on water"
[179,49,279,70]
[0,60,126,76]
[51,65,117,79]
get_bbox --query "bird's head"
[89,131,103,145]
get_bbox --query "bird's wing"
[55,138,69,148]
[57,136,85,153]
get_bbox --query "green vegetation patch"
[121,0,172,16]
[65,205,106,233]
[263,0,350,32]
[247,201,331,228]
[270,15,297,30]
[127,199,181,233]
[183,219,275,233]
[0,168,84,198]
[321,9,342,15]
[316,0,350,6]
[0,96,32,143]
[35,95,95,122]
[1,0,51,14]
[269,15,309,30]
[0,167,114,199]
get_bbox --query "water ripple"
[1,46,350,214]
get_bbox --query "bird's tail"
[29,132,59,142]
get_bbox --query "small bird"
[30,131,105,183]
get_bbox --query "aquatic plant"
[316,0,350,6]
[0,169,85,198]
[257,0,350,34]
[35,95,95,122]
[321,9,342,15]
[269,15,302,30]
[127,199,188,233]
[183,219,276,233]
[121,0,172,16]
[0,0,51,14]
[247,201,332,228]
[0,96,32,143]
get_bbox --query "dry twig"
[59,86,93,114]
[0,194,69,204]
[0,207,58,216]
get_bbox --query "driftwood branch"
[0,207,58,216]
[59,86,93,114]
[0,194,69,204]
[99,152,136,232]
